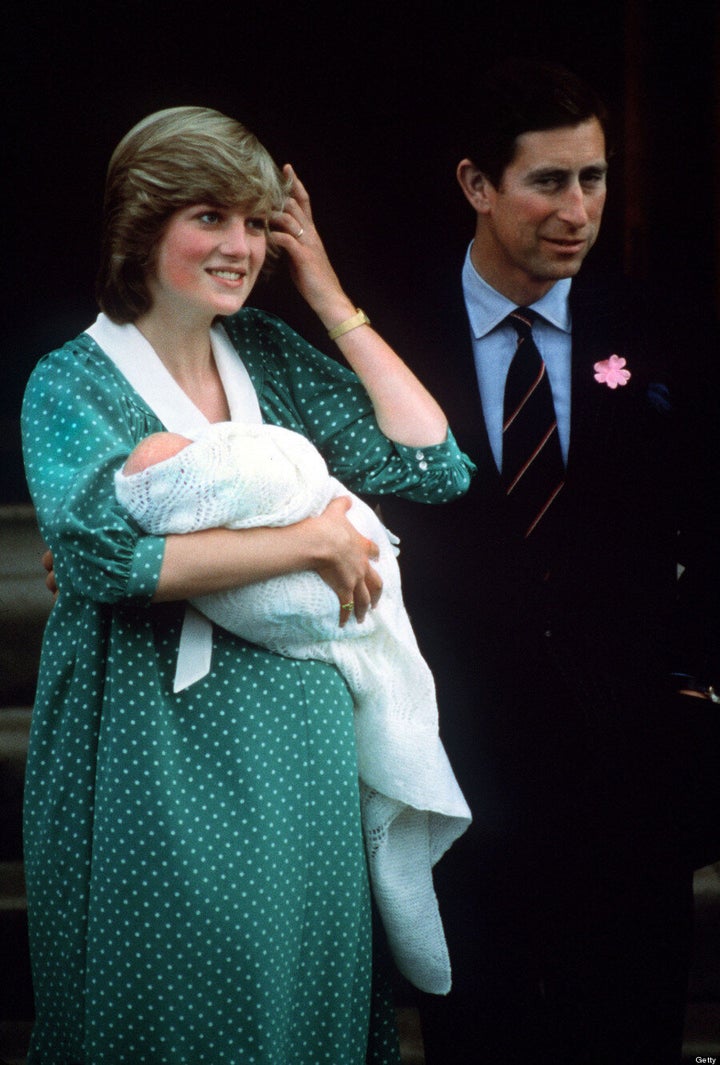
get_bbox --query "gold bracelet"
[327,308,370,341]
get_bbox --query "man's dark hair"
[465,58,611,187]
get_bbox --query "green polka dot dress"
[21,308,474,1064]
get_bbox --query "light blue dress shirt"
[461,244,573,471]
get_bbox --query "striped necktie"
[501,308,565,541]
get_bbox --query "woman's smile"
[149,204,267,319]
[207,267,246,282]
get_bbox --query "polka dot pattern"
[223,310,475,505]
[20,309,473,1064]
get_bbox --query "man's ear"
[456,159,494,213]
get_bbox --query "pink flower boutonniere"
[593,354,631,389]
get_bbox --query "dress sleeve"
[226,310,476,503]
[21,339,166,604]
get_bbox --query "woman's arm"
[24,346,375,622]
[270,167,448,448]
[156,496,381,624]
[41,496,382,625]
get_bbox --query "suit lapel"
[566,274,632,479]
[431,279,500,482]
[426,269,639,510]
[448,273,628,479]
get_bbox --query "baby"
[115,420,471,993]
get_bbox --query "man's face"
[464,118,608,304]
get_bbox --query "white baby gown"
[115,420,471,994]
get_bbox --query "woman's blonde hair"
[97,106,289,323]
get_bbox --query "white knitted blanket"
[116,420,471,993]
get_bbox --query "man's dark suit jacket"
[378,264,720,1061]
[381,265,720,889]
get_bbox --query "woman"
[21,106,474,1065]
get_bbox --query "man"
[381,59,720,1064]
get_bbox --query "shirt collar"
[461,242,572,339]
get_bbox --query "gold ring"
[341,601,354,611]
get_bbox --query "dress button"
[415,450,425,461]
[544,629,552,638]
[418,460,428,470]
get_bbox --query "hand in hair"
[269,165,358,330]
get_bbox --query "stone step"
[0,506,51,707]
[683,1002,720,1061]
[0,862,33,1029]
[689,863,720,1001]
[0,709,31,863]
[0,863,25,912]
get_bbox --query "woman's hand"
[155,503,382,624]
[303,496,383,626]
[272,165,449,449]
[41,548,58,600]
[269,166,356,328]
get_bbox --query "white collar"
[461,244,572,339]
[85,312,262,692]
[85,313,262,434]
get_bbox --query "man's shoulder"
[569,268,672,371]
